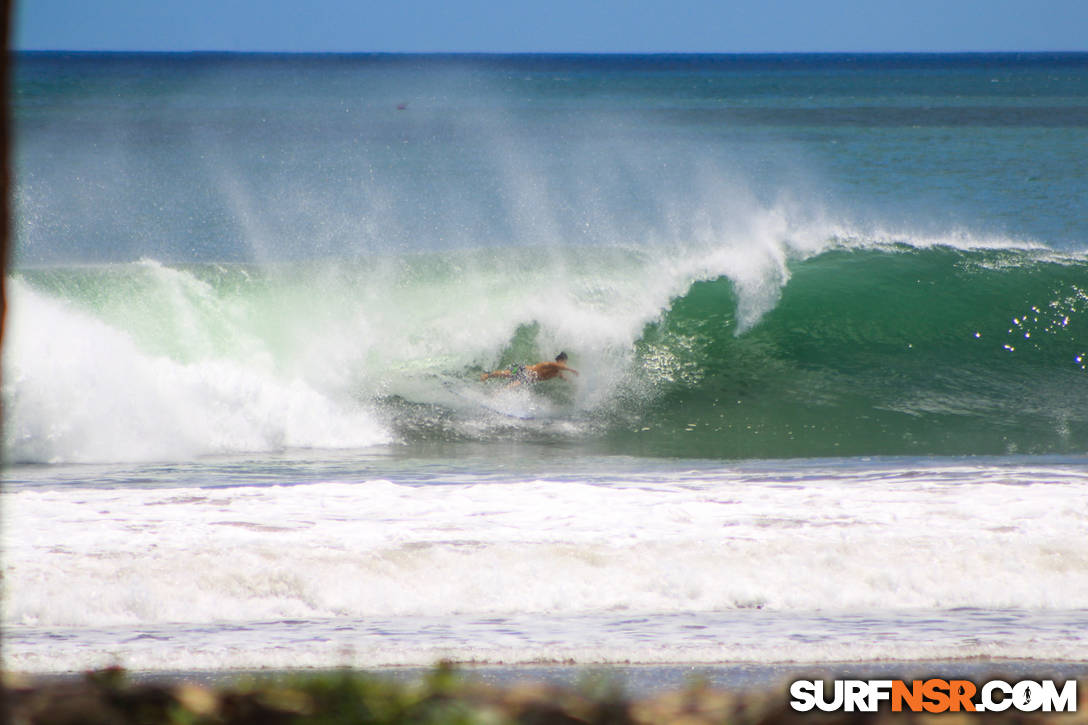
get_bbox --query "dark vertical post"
[0,1,10,715]
[0,0,9,368]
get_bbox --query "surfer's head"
[555,352,568,362]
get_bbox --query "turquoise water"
[8,245,1088,461]
[4,53,1088,673]
[14,53,1088,266]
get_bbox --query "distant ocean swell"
[5,236,1087,463]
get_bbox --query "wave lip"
[6,234,1088,463]
[625,241,1088,458]
[3,275,391,464]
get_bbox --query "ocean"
[3,52,1088,677]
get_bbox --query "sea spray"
[2,275,392,463]
[6,238,1088,463]
[8,51,1088,677]
[11,52,1088,461]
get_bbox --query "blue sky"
[16,0,1088,53]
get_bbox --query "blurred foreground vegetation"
[3,664,1086,724]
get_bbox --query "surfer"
[480,352,579,388]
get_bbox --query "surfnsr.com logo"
[789,679,1077,713]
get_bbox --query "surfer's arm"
[555,366,578,381]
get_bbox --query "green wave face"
[626,246,1088,457]
[7,244,1088,462]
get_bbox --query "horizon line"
[14,48,1088,56]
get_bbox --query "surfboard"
[443,382,537,420]
[477,400,536,420]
